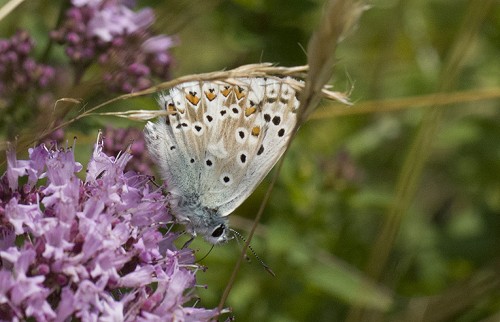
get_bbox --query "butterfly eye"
[211,224,225,238]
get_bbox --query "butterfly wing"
[197,78,300,215]
[145,77,300,220]
[145,82,205,198]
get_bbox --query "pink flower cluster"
[0,135,219,321]
[51,0,175,93]
[0,30,55,97]
[102,126,155,176]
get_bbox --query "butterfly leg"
[182,234,195,249]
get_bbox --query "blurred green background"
[1,0,499,321]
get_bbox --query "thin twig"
[217,143,287,312]
[0,0,25,22]
[310,87,500,119]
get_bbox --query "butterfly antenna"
[198,245,215,263]
[230,229,276,277]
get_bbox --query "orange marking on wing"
[235,86,246,100]
[221,86,231,97]
[186,92,200,105]
[245,107,256,117]
[205,90,217,101]
[167,103,177,114]
[251,126,260,136]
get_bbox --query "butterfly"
[144,77,300,244]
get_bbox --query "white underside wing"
[145,77,300,244]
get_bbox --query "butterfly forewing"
[201,78,300,215]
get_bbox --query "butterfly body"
[145,77,300,244]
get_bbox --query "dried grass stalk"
[0,0,25,22]
[50,63,349,127]
[298,0,367,125]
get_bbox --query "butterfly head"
[178,203,232,245]
[202,222,230,245]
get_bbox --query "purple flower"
[52,0,175,93]
[141,35,176,53]
[102,126,155,176]
[88,5,154,42]
[0,30,55,97]
[0,134,222,321]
